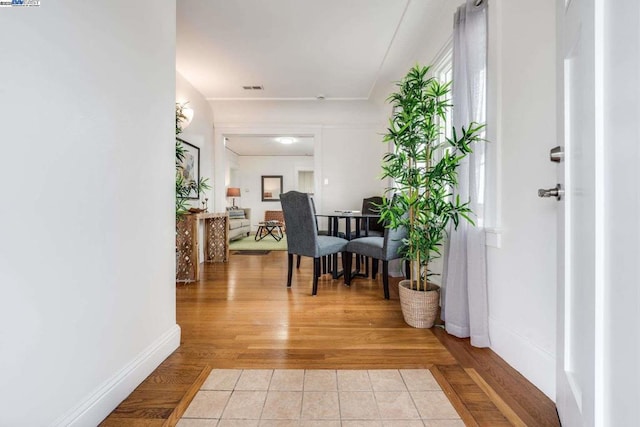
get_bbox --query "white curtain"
[441,0,490,347]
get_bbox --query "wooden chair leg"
[344,252,352,286]
[322,256,327,274]
[405,259,411,279]
[312,257,320,295]
[296,255,301,269]
[382,260,390,299]
[287,253,293,287]
[372,259,379,279]
[332,253,339,279]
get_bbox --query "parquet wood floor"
[100,251,559,426]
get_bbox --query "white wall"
[486,0,558,399]
[226,148,240,187]
[319,127,387,213]
[603,0,640,423]
[236,155,314,227]
[0,2,177,425]
[177,71,215,209]
[212,99,385,126]
[212,101,388,216]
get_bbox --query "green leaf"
[376,63,484,267]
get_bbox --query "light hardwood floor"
[100,251,559,426]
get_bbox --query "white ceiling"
[176,0,425,100]
[225,135,314,156]
[177,0,448,155]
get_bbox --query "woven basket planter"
[398,280,440,328]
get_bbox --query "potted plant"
[378,65,483,328]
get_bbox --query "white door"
[555,0,600,425]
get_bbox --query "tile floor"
[178,369,464,427]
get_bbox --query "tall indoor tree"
[379,64,483,327]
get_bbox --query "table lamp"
[226,187,241,208]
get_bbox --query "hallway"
[101,252,558,426]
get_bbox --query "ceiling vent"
[242,85,264,90]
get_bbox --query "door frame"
[213,124,323,212]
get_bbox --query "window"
[431,44,453,155]
[432,42,486,226]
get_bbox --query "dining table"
[315,211,381,239]
[315,211,382,279]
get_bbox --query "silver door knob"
[538,184,564,200]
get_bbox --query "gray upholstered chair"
[356,196,384,276]
[344,223,407,299]
[308,195,345,273]
[308,196,328,273]
[280,191,349,296]
[361,196,384,237]
[309,196,328,236]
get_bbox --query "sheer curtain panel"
[441,0,490,347]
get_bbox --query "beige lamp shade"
[226,187,241,197]
[226,187,241,207]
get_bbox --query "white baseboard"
[53,324,181,427]
[489,317,556,400]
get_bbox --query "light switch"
[324,178,329,185]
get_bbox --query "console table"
[176,212,229,283]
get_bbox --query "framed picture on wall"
[177,138,200,199]
[262,175,283,201]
